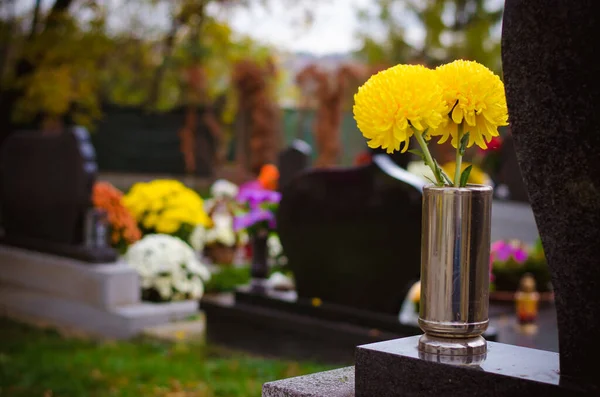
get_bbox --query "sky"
[12,0,504,56]
[11,0,417,56]
[223,0,398,56]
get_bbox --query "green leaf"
[459,165,473,187]
[407,149,425,160]
[459,132,470,156]
[424,175,438,185]
[440,168,454,186]
[433,159,453,186]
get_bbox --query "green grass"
[0,318,336,397]
[205,266,251,294]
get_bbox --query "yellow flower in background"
[142,212,159,229]
[441,162,491,185]
[123,179,210,237]
[432,60,508,149]
[409,281,421,303]
[353,64,448,153]
[155,219,180,234]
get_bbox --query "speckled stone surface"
[262,366,354,397]
[502,1,600,385]
[355,336,596,396]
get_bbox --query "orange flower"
[92,182,141,247]
[257,164,279,190]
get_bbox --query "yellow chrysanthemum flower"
[155,219,180,234]
[353,64,448,153]
[123,179,210,234]
[432,60,508,149]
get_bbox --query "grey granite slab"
[262,366,354,397]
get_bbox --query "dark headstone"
[496,134,529,202]
[502,0,600,385]
[277,139,312,192]
[0,126,117,262]
[277,154,425,315]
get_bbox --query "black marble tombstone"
[278,154,423,314]
[502,0,600,389]
[0,126,117,263]
[277,139,312,192]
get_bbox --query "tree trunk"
[145,18,179,110]
[0,0,75,147]
[29,0,42,39]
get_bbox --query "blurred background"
[0,2,550,397]
[0,0,507,187]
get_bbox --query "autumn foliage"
[296,64,365,167]
[232,59,281,176]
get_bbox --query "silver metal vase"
[418,184,493,360]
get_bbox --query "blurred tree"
[0,0,107,142]
[355,0,504,72]
[0,0,314,149]
[295,63,368,168]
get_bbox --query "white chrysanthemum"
[267,272,294,290]
[189,225,206,252]
[212,213,233,229]
[210,179,239,199]
[189,276,205,299]
[125,233,211,301]
[153,276,172,300]
[205,214,237,247]
[267,233,283,258]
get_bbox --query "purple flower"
[490,240,529,264]
[236,186,281,209]
[491,241,513,262]
[513,248,528,264]
[233,208,276,231]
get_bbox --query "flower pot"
[418,184,492,357]
[205,244,236,266]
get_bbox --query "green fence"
[90,106,368,175]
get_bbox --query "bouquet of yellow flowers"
[123,179,211,243]
[353,60,508,186]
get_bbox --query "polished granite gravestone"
[0,126,117,262]
[278,154,424,314]
[277,139,312,192]
[502,0,600,389]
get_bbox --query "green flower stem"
[412,127,443,185]
[454,123,464,187]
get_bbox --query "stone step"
[0,284,199,339]
[0,244,139,309]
